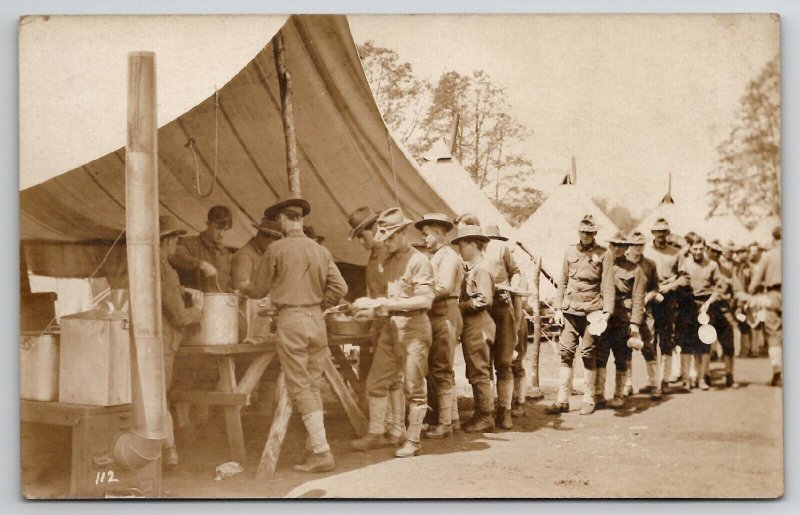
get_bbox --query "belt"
[275,303,320,311]
[388,309,427,317]
[433,297,459,305]
[767,284,782,292]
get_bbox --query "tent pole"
[272,33,301,196]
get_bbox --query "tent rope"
[187,88,220,198]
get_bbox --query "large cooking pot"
[199,293,239,346]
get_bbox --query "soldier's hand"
[374,297,390,316]
[553,309,564,327]
[199,261,218,277]
[193,292,205,311]
[601,311,611,323]
[629,323,640,335]
[353,308,375,320]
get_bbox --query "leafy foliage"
[709,54,780,228]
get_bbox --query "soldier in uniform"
[594,233,645,409]
[453,225,497,433]
[349,207,435,458]
[170,205,234,293]
[707,239,740,386]
[346,206,405,445]
[245,197,348,473]
[545,215,615,416]
[414,214,463,440]
[677,235,733,391]
[231,216,283,291]
[483,224,522,430]
[746,226,782,386]
[740,242,767,357]
[625,231,663,400]
[158,216,204,469]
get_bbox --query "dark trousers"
[490,297,517,381]
[596,316,631,372]
[559,313,596,370]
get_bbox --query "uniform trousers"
[274,305,328,415]
[596,314,632,372]
[650,294,677,356]
[559,313,596,370]
[367,312,432,407]
[427,299,462,392]
[679,298,735,356]
[461,310,496,413]
[490,296,518,381]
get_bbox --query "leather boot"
[546,365,573,414]
[646,361,662,399]
[608,370,626,409]
[351,396,392,451]
[425,390,454,439]
[580,368,597,415]
[451,392,461,431]
[511,375,526,417]
[465,383,495,432]
[594,367,607,408]
[496,379,514,429]
[395,405,427,458]
[622,360,634,397]
[294,451,335,473]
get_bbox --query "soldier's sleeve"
[169,237,202,272]
[244,248,276,299]
[433,251,461,300]
[630,266,646,326]
[503,245,521,285]
[231,248,253,291]
[461,268,494,314]
[323,251,348,306]
[161,266,201,328]
[601,251,616,315]
[554,251,569,311]
[708,262,722,303]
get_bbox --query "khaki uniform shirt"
[160,257,201,348]
[383,246,435,308]
[679,256,721,299]
[429,244,464,301]
[610,256,646,325]
[231,238,266,291]
[246,228,348,308]
[749,242,781,293]
[555,242,615,315]
[484,239,521,286]
[643,242,680,288]
[460,255,494,314]
[169,230,232,293]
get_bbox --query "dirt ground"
[21,342,783,499]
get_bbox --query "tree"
[356,41,426,144]
[708,54,780,228]
[414,70,541,225]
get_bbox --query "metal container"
[59,309,131,406]
[243,298,273,344]
[20,331,60,401]
[197,293,239,346]
[326,317,374,337]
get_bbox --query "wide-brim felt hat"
[347,206,380,240]
[577,214,598,233]
[608,231,631,245]
[414,213,454,232]
[159,215,187,239]
[252,217,283,238]
[451,224,490,245]
[483,224,508,241]
[264,196,311,220]
[628,231,647,246]
[650,218,671,232]
[707,239,724,252]
[373,207,414,242]
[303,225,325,243]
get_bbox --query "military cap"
[628,231,647,246]
[578,214,598,233]
[347,206,380,240]
[451,224,490,245]
[373,207,414,242]
[650,217,671,232]
[414,213,454,232]
[264,196,311,220]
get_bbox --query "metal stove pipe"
[113,51,166,470]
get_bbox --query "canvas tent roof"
[420,139,513,236]
[695,213,751,247]
[514,182,619,301]
[635,200,751,247]
[19,15,453,276]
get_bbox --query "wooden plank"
[235,350,276,394]
[177,343,275,357]
[322,357,367,437]
[168,390,250,406]
[218,357,246,464]
[255,372,292,480]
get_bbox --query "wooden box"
[59,310,131,406]
[20,331,60,402]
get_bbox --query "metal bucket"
[243,298,273,344]
[200,293,239,346]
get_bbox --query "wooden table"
[328,333,375,406]
[172,340,367,479]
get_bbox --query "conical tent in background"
[419,138,513,235]
[750,214,781,249]
[696,212,751,247]
[513,164,619,302]
[419,138,540,305]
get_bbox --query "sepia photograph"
[18,12,782,499]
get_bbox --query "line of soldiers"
[543,215,783,417]
[345,206,537,460]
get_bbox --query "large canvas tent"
[20,15,453,283]
[514,171,618,301]
[750,215,781,249]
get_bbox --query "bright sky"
[20,14,778,220]
[349,14,779,217]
